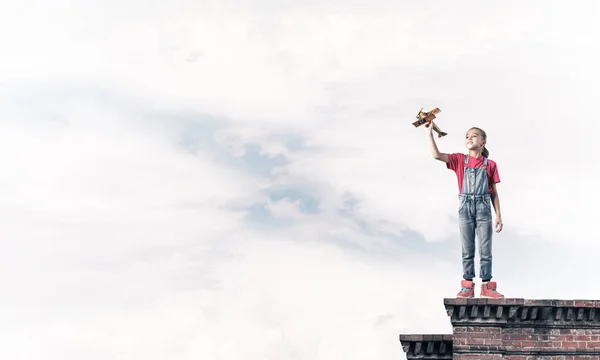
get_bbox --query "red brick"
[455,355,502,359]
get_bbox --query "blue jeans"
[458,194,493,280]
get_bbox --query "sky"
[1,1,600,359]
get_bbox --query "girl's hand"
[426,121,433,133]
[495,217,503,233]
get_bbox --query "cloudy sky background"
[1,1,600,359]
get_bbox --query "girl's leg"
[476,197,494,280]
[459,199,476,280]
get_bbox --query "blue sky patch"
[266,187,320,214]
[242,204,294,228]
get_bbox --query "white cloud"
[265,198,306,219]
[3,230,456,360]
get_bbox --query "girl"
[427,123,504,298]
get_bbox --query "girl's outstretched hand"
[495,217,503,233]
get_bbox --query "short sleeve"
[489,161,501,184]
[446,153,463,171]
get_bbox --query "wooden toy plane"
[412,107,447,138]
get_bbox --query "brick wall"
[400,299,600,359]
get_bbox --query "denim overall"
[458,155,493,280]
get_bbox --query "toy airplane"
[412,107,447,138]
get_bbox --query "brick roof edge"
[444,298,600,327]
[444,298,600,307]
[399,334,453,359]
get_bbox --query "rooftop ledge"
[444,298,600,327]
[444,298,600,307]
[399,334,453,359]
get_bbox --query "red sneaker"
[456,280,474,298]
[481,281,504,298]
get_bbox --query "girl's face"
[465,129,485,151]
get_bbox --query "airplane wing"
[412,107,441,127]
[428,108,441,115]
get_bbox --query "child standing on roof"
[427,122,504,298]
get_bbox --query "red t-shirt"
[446,153,501,194]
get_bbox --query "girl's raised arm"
[428,124,449,163]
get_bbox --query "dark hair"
[468,127,489,158]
